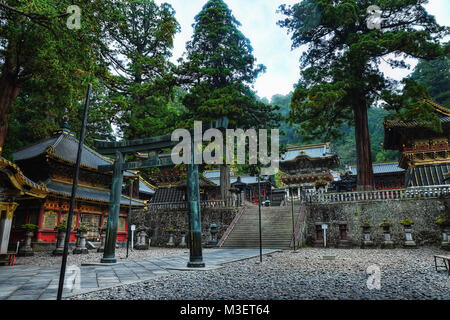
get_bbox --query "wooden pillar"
[0,202,18,254]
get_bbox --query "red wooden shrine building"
[8,122,145,246]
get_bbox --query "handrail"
[217,205,246,247]
[302,185,450,204]
[146,199,241,210]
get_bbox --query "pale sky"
[155,0,450,100]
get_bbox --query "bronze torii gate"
[94,118,228,267]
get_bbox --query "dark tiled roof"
[13,131,133,176]
[281,143,337,162]
[45,180,145,206]
[405,163,450,187]
[151,187,185,203]
[384,116,450,128]
[348,162,405,175]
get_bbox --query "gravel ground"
[14,247,189,267]
[70,247,450,300]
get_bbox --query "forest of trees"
[0,0,448,187]
[270,92,400,167]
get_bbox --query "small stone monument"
[337,222,351,248]
[361,222,373,248]
[441,226,450,251]
[380,219,394,249]
[166,227,175,247]
[179,228,187,248]
[97,228,107,252]
[53,226,67,256]
[18,224,38,257]
[401,218,416,248]
[73,227,89,254]
[436,217,450,251]
[135,227,149,250]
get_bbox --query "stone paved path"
[0,249,277,300]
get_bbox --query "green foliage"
[54,221,68,231]
[21,224,38,232]
[400,217,414,225]
[278,0,448,185]
[1,0,121,157]
[382,79,443,132]
[361,221,372,228]
[435,216,449,226]
[180,0,280,130]
[269,92,399,166]
[75,224,89,232]
[379,219,392,228]
[411,55,450,107]
[104,0,183,140]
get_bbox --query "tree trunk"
[354,102,374,191]
[0,71,20,156]
[220,165,230,202]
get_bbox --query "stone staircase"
[220,202,300,249]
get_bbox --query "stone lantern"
[361,222,373,248]
[166,228,175,247]
[73,228,89,254]
[400,219,416,248]
[18,224,38,257]
[135,227,149,250]
[380,219,394,249]
[208,222,218,247]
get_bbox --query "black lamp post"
[257,174,262,263]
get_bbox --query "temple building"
[279,143,340,197]
[331,162,406,192]
[0,157,48,255]
[203,170,274,204]
[8,122,146,246]
[383,99,450,187]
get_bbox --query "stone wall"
[129,207,239,247]
[304,197,449,248]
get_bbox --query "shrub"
[21,224,38,232]
[379,219,392,228]
[400,218,414,225]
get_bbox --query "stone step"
[221,203,302,248]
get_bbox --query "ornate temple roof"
[384,100,450,150]
[347,162,405,176]
[405,163,450,187]
[13,125,134,176]
[139,177,156,195]
[279,143,340,169]
[203,170,271,186]
[0,157,48,198]
[45,179,145,206]
[151,187,185,203]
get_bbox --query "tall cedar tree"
[103,0,181,140]
[410,55,450,106]
[279,0,448,190]
[0,1,119,157]
[180,0,281,199]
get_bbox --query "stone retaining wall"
[304,197,449,248]
[130,207,239,247]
